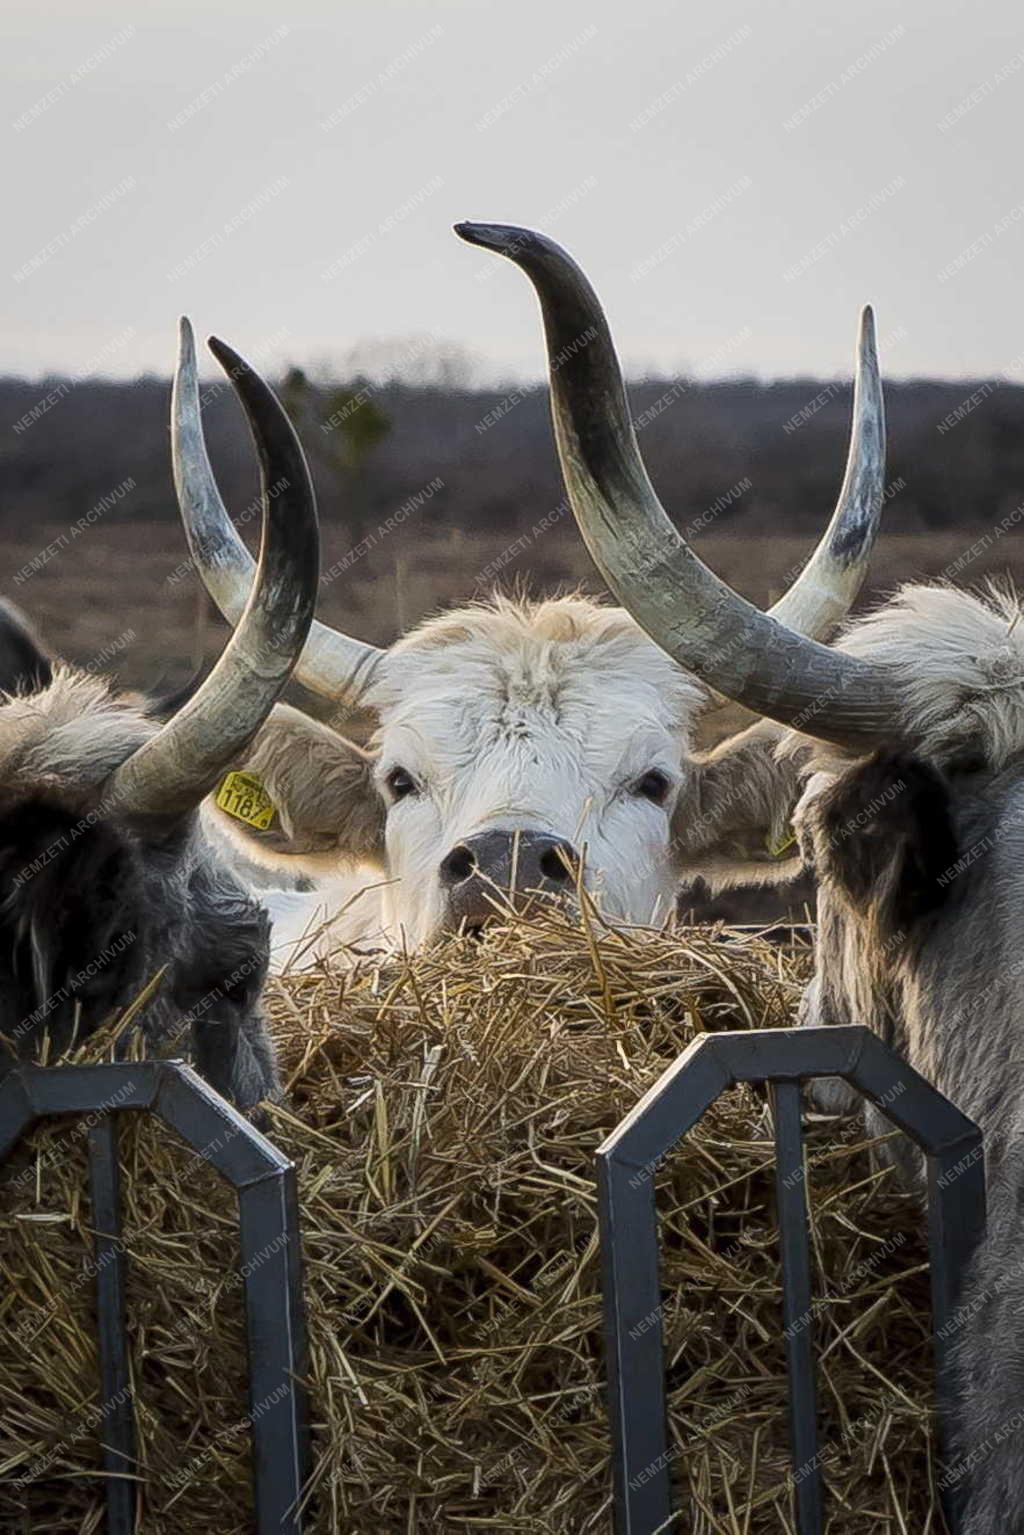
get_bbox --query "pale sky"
[3,0,1023,383]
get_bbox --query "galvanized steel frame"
[0,1060,310,1534]
[597,1024,986,1534]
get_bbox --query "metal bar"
[599,1034,732,1176]
[598,1154,671,1535]
[842,1031,980,1155]
[929,1135,987,1535]
[771,1080,823,1532]
[24,1061,161,1118]
[86,1113,136,1534]
[155,1062,289,1188]
[239,1168,310,1535]
[0,1063,313,1529]
[0,1070,36,1161]
[600,1030,985,1532]
[715,1026,860,1087]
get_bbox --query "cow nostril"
[440,843,476,885]
[538,843,575,884]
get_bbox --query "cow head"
[784,581,1024,1039]
[206,598,721,942]
[172,225,889,946]
[0,339,319,1106]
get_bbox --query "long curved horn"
[454,222,901,752]
[104,339,319,818]
[696,304,883,739]
[767,305,884,637]
[172,318,384,706]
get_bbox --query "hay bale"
[0,913,942,1532]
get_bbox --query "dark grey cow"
[791,604,1024,1534]
[0,336,318,1110]
[463,222,1014,1532]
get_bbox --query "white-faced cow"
[456,224,1013,1533]
[0,339,318,1110]
[170,265,885,965]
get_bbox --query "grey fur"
[794,581,1024,1532]
[0,669,277,1111]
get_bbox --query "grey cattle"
[792,583,1024,1533]
[167,239,886,956]
[466,223,1010,1531]
[0,336,318,1111]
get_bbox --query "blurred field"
[6,364,1024,690]
[10,518,1023,693]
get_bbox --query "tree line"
[1,367,1019,537]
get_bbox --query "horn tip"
[208,335,245,376]
[856,305,880,375]
[455,220,528,254]
[177,316,197,363]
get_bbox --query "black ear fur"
[0,600,52,695]
[0,801,146,1059]
[819,752,959,934]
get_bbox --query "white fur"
[363,597,701,946]
[224,595,782,966]
[830,580,1024,770]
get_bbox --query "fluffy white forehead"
[364,594,703,766]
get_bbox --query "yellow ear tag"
[215,771,276,830]
[766,825,797,859]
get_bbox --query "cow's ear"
[0,601,52,695]
[205,704,385,874]
[672,720,804,891]
[810,752,957,935]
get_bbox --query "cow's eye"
[386,766,418,802]
[634,769,671,805]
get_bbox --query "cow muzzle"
[438,829,578,933]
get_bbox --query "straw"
[0,911,941,1532]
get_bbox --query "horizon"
[4,354,1024,391]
